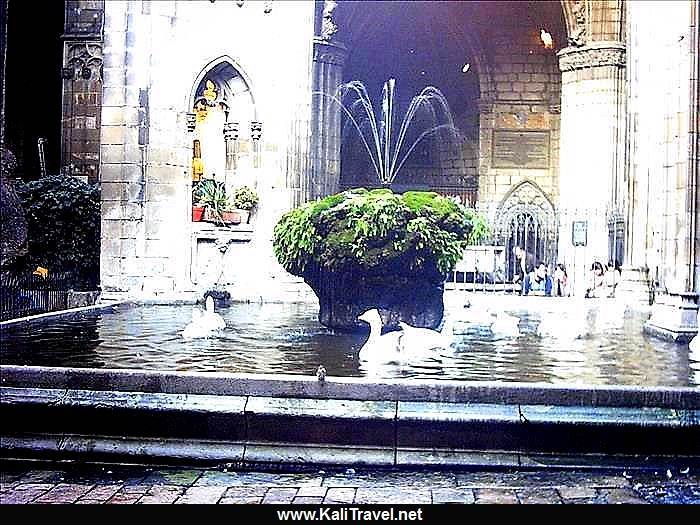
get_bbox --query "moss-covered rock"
[273,188,489,331]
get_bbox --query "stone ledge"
[2,386,699,463]
[2,365,699,408]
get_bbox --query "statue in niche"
[320,0,338,41]
[568,1,587,47]
[203,79,218,105]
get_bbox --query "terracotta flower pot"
[192,205,205,222]
[222,210,241,225]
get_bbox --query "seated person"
[585,261,606,298]
[523,262,552,296]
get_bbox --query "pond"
[0,295,697,387]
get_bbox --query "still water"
[1,296,697,387]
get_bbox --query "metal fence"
[0,271,73,321]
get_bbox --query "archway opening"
[189,60,255,222]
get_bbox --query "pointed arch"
[495,181,559,278]
[188,55,257,119]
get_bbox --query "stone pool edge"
[1,366,699,470]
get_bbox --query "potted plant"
[191,181,205,222]
[221,198,242,225]
[273,188,489,331]
[196,180,228,224]
[231,185,259,224]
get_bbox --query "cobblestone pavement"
[1,462,698,504]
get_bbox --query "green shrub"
[14,174,100,289]
[273,188,489,277]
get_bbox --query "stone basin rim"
[1,365,698,408]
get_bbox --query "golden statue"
[203,79,217,103]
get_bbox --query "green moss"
[273,188,490,278]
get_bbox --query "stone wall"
[625,0,699,294]
[61,1,104,183]
[477,28,562,233]
[99,1,317,298]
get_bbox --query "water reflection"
[0,299,697,387]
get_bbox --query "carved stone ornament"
[558,43,626,72]
[568,0,587,47]
[320,0,338,41]
[250,121,263,141]
[64,41,103,81]
[494,181,556,238]
[313,40,348,66]
[223,121,240,141]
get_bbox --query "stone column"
[642,0,700,341]
[309,38,347,202]
[99,1,151,296]
[557,42,627,297]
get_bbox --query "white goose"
[397,320,453,352]
[181,296,225,339]
[357,309,405,362]
[201,296,226,331]
[489,311,520,337]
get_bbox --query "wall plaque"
[492,130,550,169]
[572,220,588,247]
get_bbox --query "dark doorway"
[4,0,64,179]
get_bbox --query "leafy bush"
[14,174,100,289]
[273,188,489,278]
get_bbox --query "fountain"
[322,78,462,186]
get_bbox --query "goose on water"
[357,309,405,362]
[181,296,225,339]
[397,321,453,351]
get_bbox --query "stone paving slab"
[33,483,93,504]
[137,485,184,504]
[474,488,519,504]
[516,488,562,504]
[1,462,699,504]
[175,486,226,504]
[355,487,432,504]
[195,470,322,488]
[261,488,298,504]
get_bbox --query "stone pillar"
[99,1,151,296]
[557,42,626,297]
[310,38,347,202]
[641,0,700,340]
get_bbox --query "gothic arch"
[188,55,257,119]
[495,181,559,277]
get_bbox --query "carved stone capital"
[250,121,263,141]
[313,38,348,66]
[557,42,626,72]
[568,0,587,47]
[320,0,338,41]
[64,41,103,81]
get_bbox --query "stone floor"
[1,461,698,504]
